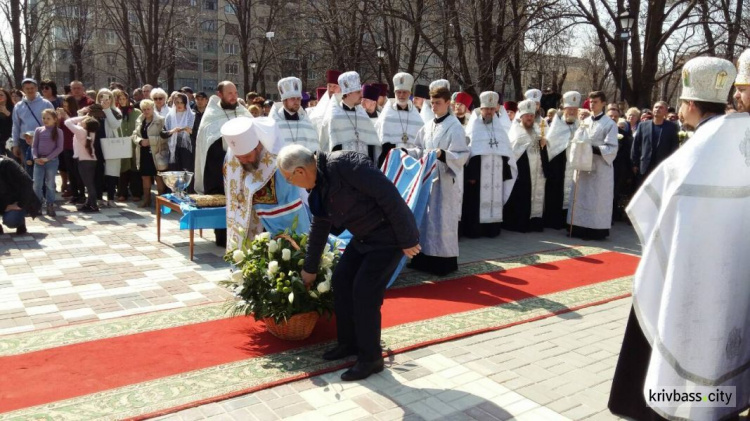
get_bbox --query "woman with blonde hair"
[131,99,170,208]
[150,88,170,118]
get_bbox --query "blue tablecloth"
[160,194,227,230]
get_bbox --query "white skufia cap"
[518,99,536,117]
[524,89,542,103]
[561,91,581,109]
[393,72,415,92]
[221,117,282,155]
[479,91,499,108]
[680,57,737,104]
[277,77,302,100]
[338,71,362,95]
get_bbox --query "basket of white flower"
[221,218,339,340]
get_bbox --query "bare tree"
[53,0,97,84]
[102,0,183,87]
[571,0,700,108]
[0,0,53,87]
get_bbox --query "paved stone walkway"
[1,192,642,420]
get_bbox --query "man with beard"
[524,89,544,123]
[271,77,319,152]
[375,72,424,167]
[453,92,472,127]
[543,91,580,229]
[567,91,618,240]
[221,117,309,251]
[461,91,516,238]
[504,101,518,122]
[609,56,746,421]
[194,81,253,247]
[502,99,549,232]
[734,49,750,112]
[319,71,380,162]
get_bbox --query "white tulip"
[288,291,295,304]
[281,248,292,261]
[268,260,279,275]
[232,250,246,263]
[324,243,331,253]
[268,240,279,253]
[236,300,247,307]
[325,268,332,282]
[259,232,271,241]
[233,284,243,294]
[317,280,331,294]
[309,290,319,299]
[231,270,244,282]
[298,258,305,268]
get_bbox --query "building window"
[177,78,198,89]
[201,20,217,32]
[105,30,117,45]
[224,3,236,14]
[185,38,197,50]
[225,62,239,75]
[54,49,69,60]
[224,43,238,55]
[203,0,216,10]
[106,54,117,66]
[203,39,217,53]
[203,79,217,92]
[225,23,239,36]
[131,34,141,46]
[203,59,218,73]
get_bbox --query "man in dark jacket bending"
[278,144,421,381]
[0,155,41,234]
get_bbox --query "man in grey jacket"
[11,78,53,168]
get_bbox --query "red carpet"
[0,251,637,414]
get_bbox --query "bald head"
[217,81,238,108]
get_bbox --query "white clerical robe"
[546,114,580,208]
[508,120,546,218]
[466,113,517,223]
[320,102,379,155]
[270,105,320,152]
[566,113,617,229]
[408,114,469,257]
[627,113,750,420]
[375,100,424,149]
[194,96,252,193]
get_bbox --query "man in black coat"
[278,144,421,381]
[630,101,680,186]
[0,155,41,234]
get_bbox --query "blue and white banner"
[333,149,438,287]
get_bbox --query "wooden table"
[155,196,203,261]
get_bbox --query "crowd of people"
[0,68,708,246]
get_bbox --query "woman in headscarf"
[164,92,195,177]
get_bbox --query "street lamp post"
[250,59,257,90]
[376,46,386,83]
[618,10,635,103]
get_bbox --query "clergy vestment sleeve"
[597,123,619,165]
[405,130,425,159]
[303,216,332,274]
[337,160,420,249]
[442,131,470,177]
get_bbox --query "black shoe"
[341,358,384,381]
[322,345,358,361]
[15,224,27,235]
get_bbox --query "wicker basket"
[263,311,320,340]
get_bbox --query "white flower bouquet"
[222,219,339,324]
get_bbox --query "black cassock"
[542,151,567,230]
[461,155,512,238]
[204,138,227,246]
[502,147,549,233]
[608,307,667,421]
